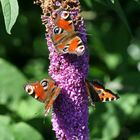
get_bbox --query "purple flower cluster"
[39,0,89,139]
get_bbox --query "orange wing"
[51,10,85,56]
[55,10,74,32]
[24,81,47,103]
[86,79,120,104]
[24,78,61,116]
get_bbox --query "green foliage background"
[0,0,140,139]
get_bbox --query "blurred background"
[0,0,140,140]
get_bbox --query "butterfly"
[51,10,85,56]
[24,78,61,116]
[85,79,120,105]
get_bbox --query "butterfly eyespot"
[61,11,69,19]
[25,85,34,95]
[79,46,84,50]
[53,26,62,34]
[63,46,69,53]
[40,79,48,90]
[76,45,85,55]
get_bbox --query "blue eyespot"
[40,79,48,90]
[53,26,62,34]
[63,46,69,52]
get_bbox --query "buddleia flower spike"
[35,0,89,139]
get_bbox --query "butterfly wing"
[24,78,61,116]
[44,86,61,116]
[24,81,47,103]
[66,36,85,56]
[86,79,120,104]
[52,10,85,56]
[91,80,120,102]
[85,79,100,105]
[55,10,74,32]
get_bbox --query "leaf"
[131,101,140,119]
[95,0,132,35]
[16,98,44,120]
[0,115,11,125]
[0,116,44,140]
[0,58,26,110]
[107,0,132,36]
[133,0,140,5]
[127,42,140,61]
[0,115,14,140]
[94,0,108,6]
[110,0,115,4]
[84,0,93,8]
[24,58,49,80]
[89,66,105,78]
[0,124,15,140]
[102,116,120,139]
[103,53,122,70]
[12,122,44,140]
[0,0,19,34]
[116,94,138,115]
[129,134,140,140]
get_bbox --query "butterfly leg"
[44,87,61,116]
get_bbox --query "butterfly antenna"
[34,107,44,117]
[76,31,92,36]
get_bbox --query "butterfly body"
[85,79,119,104]
[24,78,61,116]
[51,10,85,56]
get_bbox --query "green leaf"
[103,53,122,70]
[0,115,14,140]
[110,0,115,4]
[0,0,19,34]
[108,0,132,36]
[0,124,15,140]
[12,122,44,140]
[0,116,44,140]
[134,0,140,5]
[24,58,49,80]
[0,115,11,126]
[94,0,108,6]
[16,98,44,120]
[84,0,93,8]
[102,116,120,140]
[0,58,26,110]
[129,134,140,140]
[116,94,138,115]
[89,66,105,78]
[131,101,140,119]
